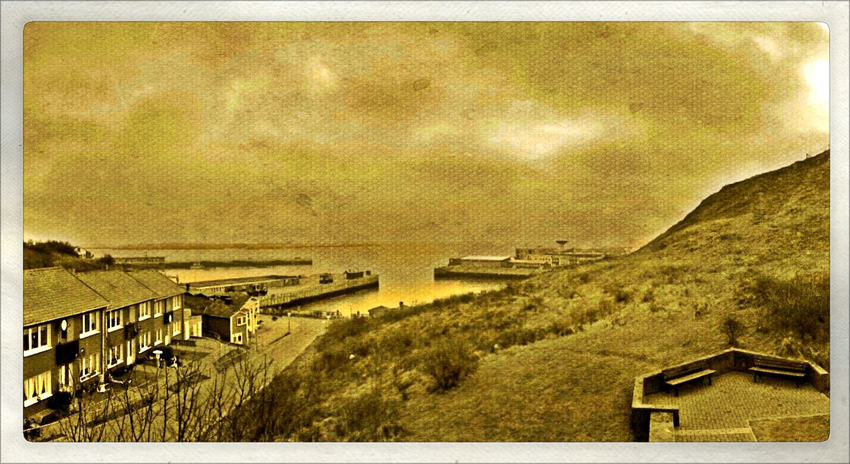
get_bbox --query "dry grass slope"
[243,150,829,442]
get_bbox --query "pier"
[258,273,379,312]
[434,266,539,279]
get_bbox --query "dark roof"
[127,270,183,298]
[74,270,158,309]
[24,267,109,327]
[201,300,242,319]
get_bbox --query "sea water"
[87,242,512,316]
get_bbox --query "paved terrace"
[643,371,829,442]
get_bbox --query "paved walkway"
[644,371,830,442]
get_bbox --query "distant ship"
[190,262,204,269]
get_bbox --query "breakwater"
[258,274,379,312]
[434,266,539,280]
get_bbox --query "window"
[23,324,51,356]
[107,344,123,367]
[24,371,51,406]
[154,301,164,317]
[172,319,181,336]
[107,309,123,332]
[172,295,181,310]
[236,316,246,326]
[139,301,151,320]
[80,311,99,338]
[58,364,74,390]
[155,328,163,345]
[80,353,100,380]
[139,332,151,352]
[232,333,243,344]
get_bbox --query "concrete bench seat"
[749,355,807,387]
[663,360,716,397]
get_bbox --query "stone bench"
[663,360,717,397]
[749,355,806,387]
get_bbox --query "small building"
[199,295,252,345]
[514,247,605,267]
[368,305,391,318]
[344,270,365,280]
[74,247,93,259]
[183,308,203,339]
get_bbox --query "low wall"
[632,348,829,441]
[648,411,677,442]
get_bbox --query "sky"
[23,22,829,249]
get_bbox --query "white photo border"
[1,1,847,462]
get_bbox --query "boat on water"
[190,262,204,269]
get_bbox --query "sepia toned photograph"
[5,3,846,459]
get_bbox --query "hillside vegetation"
[23,240,113,271]
[210,151,831,442]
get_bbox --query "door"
[127,339,135,365]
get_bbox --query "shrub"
[47,391,73,413]
[379,331,415,356]
[721,315,744,347]
[613,288,632,304]
[335,390,403,441]
[548,319,575,337]
[323,316,373,344]
[598,299,616,317]
[746,274,829,341]
[642,288,655,303]
[313,347,350,375]
[421,338,478,391]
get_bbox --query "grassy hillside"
[23,240,113,271]
[231,151,830,442]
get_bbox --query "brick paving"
[644,371,829,442]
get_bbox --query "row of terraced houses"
[23,267,188,420]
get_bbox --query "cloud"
[23,22,830,247]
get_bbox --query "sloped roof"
[24,267,109,327]
[201,300,242,319]
[74,270,158,309]
[127,269,183,298]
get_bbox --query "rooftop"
[127,269,184,298]
[24,267,109,326]
[460,256,511,261]
[201,299,248,319]
[74,270,158,309]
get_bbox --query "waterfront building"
[199,296,252,345]
[514,247,606,266]
[450,256,512,268]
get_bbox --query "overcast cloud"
[23,22,829,248]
